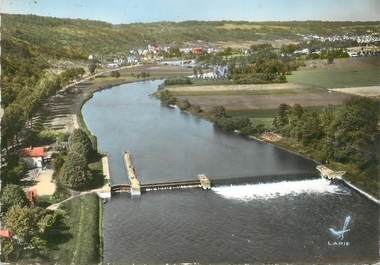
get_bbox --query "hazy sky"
[1,0,380,24]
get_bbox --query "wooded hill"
[2,13,380,60]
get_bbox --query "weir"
[211,172,320,186]
[109,151,321,197]
[108,152,358,199]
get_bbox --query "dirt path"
[31,169,56,196]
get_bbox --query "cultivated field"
[168,82,306,93]
[179,90,351,111]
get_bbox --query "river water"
[82,80,379,264]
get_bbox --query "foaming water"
[213,178,348,201]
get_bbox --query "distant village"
[94,32,380,71]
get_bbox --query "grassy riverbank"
[46,194,102,265]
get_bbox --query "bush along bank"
[156,89,203,115]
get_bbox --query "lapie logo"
[328,216,351,247]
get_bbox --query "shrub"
[1,184,29,213]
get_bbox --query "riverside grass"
[47,193,101,265]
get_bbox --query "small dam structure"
[123,151,141,196]
[110,151,212,197]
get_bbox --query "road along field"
[329,86,380,98]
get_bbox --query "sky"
[1,0,380,24]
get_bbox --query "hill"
[2,13,380,61]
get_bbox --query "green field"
[228,109,278,118]
[249,117,275,129]
[288,68,380,88]
[47,194,102,265]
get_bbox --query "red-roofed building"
[192,47,203,55]
[22,147,47,157]
[21,146,49,168]
[0,229,13,239]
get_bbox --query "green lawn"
[288,68,380,88]
[46,194,102,265]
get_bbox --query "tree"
[1,184,29,212]
[2,155,28,185]
[298,111,323,145]
[88,63,97,74]
[273,103,291,130]
[61,150,93,190]
[1,103,26,149]
[68,142,90,162]
[68,129,94,158]
[215,117,236,132]
[4,207,58,252]
[326,97,379,164]
[1,238,19,261]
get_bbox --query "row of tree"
[2,68,86,154]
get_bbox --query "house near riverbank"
[21,146,51,168]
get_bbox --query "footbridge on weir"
[110,151,211,196]
[108,151,322,197]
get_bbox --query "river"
[82,80,379,264]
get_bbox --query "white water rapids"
[212,178,349,201]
